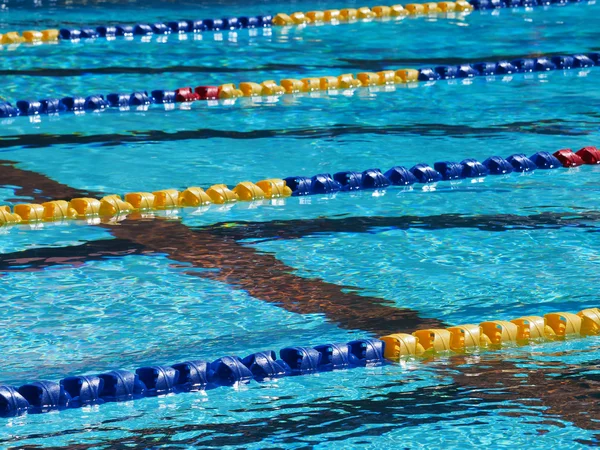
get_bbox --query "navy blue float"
[314,343,354,371]
[210,356,253,385]
[461,159,489,177]
[506,154,537,172]
[483,156,514,174]
[171,360,213,391]
[18,382,69,412]
[410,164,442,183]
[60,376,104,407]
[280,347,322,374]
[434,161,464,180]
[310,174,341,194]
[0,386,29,416]
[334,171,363,191]
[97,370,146,401]
[242,351,290,380]
[529,151,562,169]
[96,26,117,37]
[384,166,418,185]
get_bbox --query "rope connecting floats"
[1,51,597,120]
[0,307,598,417]
[1,146,598,229]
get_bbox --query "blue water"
[1,1,600,448]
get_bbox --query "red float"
[575,146,600,164]
[552,149,584,167]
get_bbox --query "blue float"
[203,19,225,31]
[60,376,104,407]
[495,61,517,74]
[284,176,312,196]
[18,381,69,412]
[434,161,464,180]
[242,351,291,380]
[506,154,537,172]
[348,339,386,366]
[551,55,575,69]
[60,96,86,112]
[107,93,130,107]
[223,17,242,29]
[257,15,273,26]
[418,68,441,81]
[434,66,459,79]
[571,54,595,67]
[80,28,99,38]
[84,95,109,110]
[361,169,390,189]
[171,360,213,391]
[168,21,190,33]
[314,344,353,371]
[334,171,363,191]
[130,91,151,106]
[0,386,29,417]
[96,26,117,37]
[134,24,153,36]
[151,90,176,104]
[188,20,208,32]
[410,164,442,183]
[460,158,489,178]
[473,62,497,75]
[280,347,321,375]
[310,174,341,194]
[40,98,60,114]
[239,16,261,28]
[16,100,42,116]
[529,151,562,169]
[135,366,179,396]
[59,29,81,40]
[457,65,480,78]
[512,58,535,72]
[503,0,522,7]
[384,166,418,186]
[210,356,253,386]
[534,57,556,71]
[151,23,171,34]
[116,25,135,36]
[482,156,514,174]
[97,370,146,401]
[588,53,600,64]
[470,0,491,8]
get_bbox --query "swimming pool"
[1,0,600,447]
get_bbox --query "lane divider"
[0,307,597,417]
[1,51,597,120]
[2,0,585,51]
[1,146,598,228]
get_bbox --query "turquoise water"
[1,0,600,448]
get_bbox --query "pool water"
[1,0,600,448]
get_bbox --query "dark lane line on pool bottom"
[3,211,600,273]
[1,161,598,434]
[0,52,587,78]
[0,159,443,335]
[0,119,589,150]
[3,356,598,448]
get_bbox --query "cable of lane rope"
[1,146,598,229]
[0,307,598,417]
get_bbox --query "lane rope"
[0,307,597,417]
[1,146,598,229]
[1,51,597,120]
